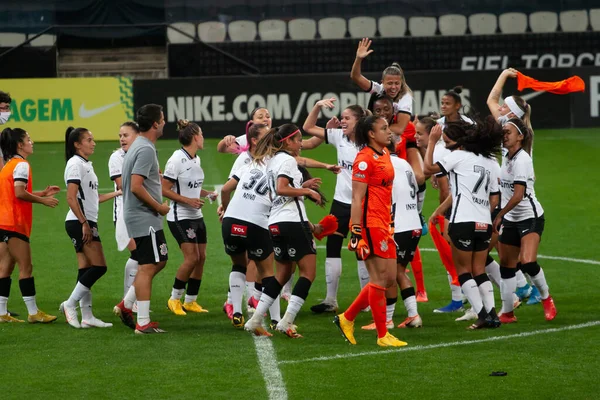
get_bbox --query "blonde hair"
[382,62,412,100]
[511,96,534,154]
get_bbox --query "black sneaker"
[232,312,244,328]
[113,301,136,330]
[269,320,279,330]
[310,302,338,314]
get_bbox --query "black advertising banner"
[570,68,600,128]
[134,68,585,139]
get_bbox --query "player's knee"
[458,272,473,286]
[521,261,540,276]
[500,266,516,279]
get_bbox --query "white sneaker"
[361,306,371,313]
[244,317,271,337]
[81,317,113,328]
[59,301,81,328]
[275,320,302,338]
[455,308,478,321]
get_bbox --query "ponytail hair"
[65,126,89,163]
[354,115,383,149]
[245,123,268,153]
[253,123,300,163]
[0,127,27,161]
[444,86,463,105]
[381,62,412,99]
[177,119,201,146]
[443,116,502,158]
[511,95,534,154]
[234,121,254,154]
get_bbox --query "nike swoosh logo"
[521,91,546,102]
[78,101,121,118]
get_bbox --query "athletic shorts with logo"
[329,200,351,237]
[65,220,101,253]
[168,218,207,246]
[222,217,272,261]
[499,216,545,247]
[363,227,397,259]
[269,221,315,262]
[134,229,168,265]
[394,229,422,265]
[0,229,29,244]
[448,222,492,252]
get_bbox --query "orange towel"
[517,72,585,94]
[313,214,338,241]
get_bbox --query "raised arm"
[303,98,336,140]
[423,125,443,176]
[350,38,374,91]
[487,68,518,119]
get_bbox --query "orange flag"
[517,72,585,94]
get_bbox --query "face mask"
[0,112,11,124]
[497,114,510,126]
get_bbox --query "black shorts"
[134,229,168,265]
[222,217,272,261]
[167,218,207,246]
[269,221,316,262]
[65,220,101,253]
[499,216,545,247]
[329,200,351,237]
[0,229,29,244]
[394,229,422,265]
[448,222,492,252]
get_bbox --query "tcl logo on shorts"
[475,222,489,232]
[269,225,280,236]
[231,224,248,237]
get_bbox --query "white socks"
[282,275,293,296]
[66,282,90,308]
[137,300,150,326]
[529,269,550,300]
[80,291,94,321]
[123,285,137,310]
[501,277,517,313]
[478,281,495,313]
[269,295,281,322]
[0,296,8,315]
[250,293,276,323]
[282,295,305,324]
[357,260,369,289]
[124,258,138,297]
[515,269,528,288]
[170,288,185,301]
[184,294,197,304]
[23,296,38,315]
[403,296,418,318]
[485,259,502,287]
[461,278,483,314]
[245,281,253,299]
[386,302,396,321]
[325,258,342,303]
[229,271,246,314]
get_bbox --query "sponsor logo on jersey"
[159,243,168,256]
[186,228,196,239]
[231,224,248,237]
[269,225,280,235]
[354,173,365,179]
[475,222,489,232]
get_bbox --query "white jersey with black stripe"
[64,155,99,222]
[437,150,500,224]
[500,148,544,222]
[164,148,204,222]
[224,159,271,229]
[228,150,252,180]
[326,128,356,205]
[391,156,422,232]
[108,148,125,222]
[267,151,308,224]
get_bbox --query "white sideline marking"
[315,246,600,266]
[253,336,288,400]
[278,320,600,366]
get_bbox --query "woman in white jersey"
[61,127,121,328]
[220,123,283,331]
[425,117,503,329]
[108,122,140,301]
[163,120,217,316]
[244,124,322,338]
[217,107,272,154]
[493,118,557,323]
[302,98,368,313]
[351,38,413,136]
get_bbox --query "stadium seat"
[348,16,377,38]
[29,34,56,46]
[591,9,600,31]
[529,12,558,33]
[438,14,467,36]
[0,32,26,47]
[167,22,195,44]
[378,16,407,37]
[318,17,347,39]
[228,20,257,42]
[258,19,286,41]
[198,21,226,43]
[288,18,317,40]
[408,17,437,37]
[468,13,497,35]
[499,12,528,34]
[559,10,589,32]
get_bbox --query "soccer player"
[108,122,140,301]
[163,120,217,316]
[0,91,13,170]
[302,98,368,313]
[424,118,503,329]
[493,118,557,323]
[244,123,322,338]
[334,115,407,347]
[220,123,281,330]
[0,128,59,323]
[113,104,170,334]
[61,127,120,328]
[217,107,272,154]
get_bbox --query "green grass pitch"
[1,128,599,399]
